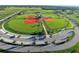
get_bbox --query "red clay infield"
[24,16,55,24]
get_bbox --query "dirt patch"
[24,16,55,24]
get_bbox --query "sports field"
[3,9,73,35]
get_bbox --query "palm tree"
[21,42,24,46]
[0,39,3,42]
[12,40,16,44]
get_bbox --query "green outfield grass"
[3,10,73,35]
[4,19,43,35]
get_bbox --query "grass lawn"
[0,8,18,20]
[53,42,79,53]
[70,14,79,23]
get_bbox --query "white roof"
[35,41,45,45]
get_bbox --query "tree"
[45,41,48,45]
[21,42,24,46]
[33,41,35,45]
[0,39,3,42]
[12,40,16,44]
